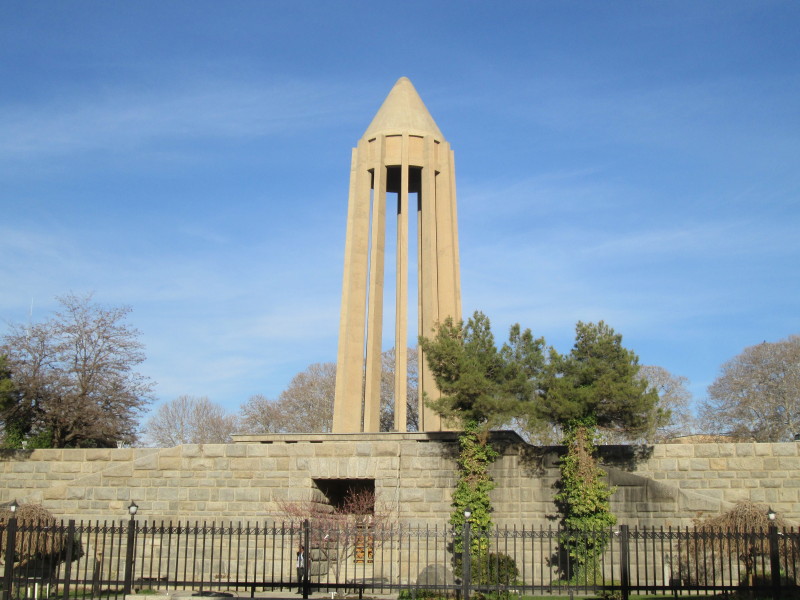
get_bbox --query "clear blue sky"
[2,1,798,422]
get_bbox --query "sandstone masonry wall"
[0,434,796,527]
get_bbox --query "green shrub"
[473,552,519,586]
[398,589,452,600]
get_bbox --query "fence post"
[768,523,781,599]
[2,515,17,600]
[60,520,76,600]
[302,519,310,600]
[619,525,630,600]
[123,515,137,594]
[462,518,471,600]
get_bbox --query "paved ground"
[126,591,397,600]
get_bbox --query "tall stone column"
[332,77,462,433]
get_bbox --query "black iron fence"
[1,517,798,600]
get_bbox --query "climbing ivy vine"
[450,421,498,559]
[554,417,616,582]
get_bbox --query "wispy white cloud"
[0,78,369,161]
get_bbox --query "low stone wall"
[0,434,796,527]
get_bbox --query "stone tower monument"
[332,77,462,433]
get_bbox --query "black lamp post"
[462,509,472,600]
[2,500,19,600]
[767,507,781,598]
[123,501,139,594]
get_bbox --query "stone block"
[84,449,112,461]
[224,444,247,457]
[93,487,118,501]
[135,453,159,470]
[374,443,400,457]
[399,489,424,502]
[374,456,398,470]
[717,444,736,457]
[185,458,216,472]
[201,444,226,457]
[755,444,773,456]
[650,445,667,458]
[659,458,677,472]
[230,457,261,472]
[728,457,762,471]
[778,457,800,471]
[329,444,352,457]
[234,488,260,502]
[763,457,779,470]
[246,444,273,457]
[157,488,183,501]
[694,445,719,458]
[104,464,133,478]
[709,458,727,471]
[181,445,203,458]
[210,458,231,471]
[159,456,182,470]
[690,459,710,471]
[773,443,798,456]
[680,493,719,512]
[735,444,755,457]
[65,487,86,500]
[284,444,315,458]
[355,442,373,456]
[664,445,694,458]
[177,501,198,513]
[150,501,171,513]
[424,489,444,503]
[361,457,377,477]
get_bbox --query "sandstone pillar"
[333,77,461,433]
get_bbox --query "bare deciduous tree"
[0,503,79,575]
[239,349,419,434]
[379,346,419,431]
[239,393,285,434]
[278,488,395,585]
[700,335,800,442]
[588,366,695,444]
[637,365,696,442]
[240,362,336,434]
[684,501,798,587]
[1,293,153,448]
[142,395,238,446]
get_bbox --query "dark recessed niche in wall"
[312,478,375,514]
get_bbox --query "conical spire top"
[363,77,444,140]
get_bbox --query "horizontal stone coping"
[231,431,527,444]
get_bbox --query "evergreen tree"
[420,312,545,430]
[536,321,658,436]
[537,321,657,582]
[0,354,27,448]
[420,311,545,574]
